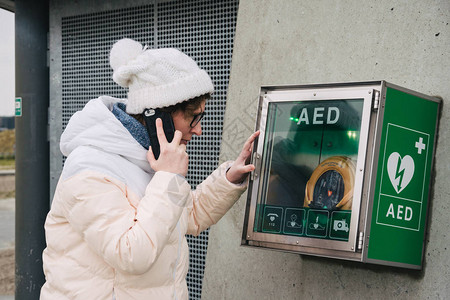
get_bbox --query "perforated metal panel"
[60,1,239,298]
[61,5,154,125]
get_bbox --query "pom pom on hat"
[109,38,214,114]
[110,38,144,71]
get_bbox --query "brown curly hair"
[130,93,210,125]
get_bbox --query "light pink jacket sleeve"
[58,170,190,275]
[186,161,248,236]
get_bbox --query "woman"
[40,38,259,299]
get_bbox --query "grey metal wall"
[203,0,450,299]
[50,0,238,298]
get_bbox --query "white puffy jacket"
[40,96,246,300]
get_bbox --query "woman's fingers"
[155,118,168,145]
[225,131,260,184]
[147,145,156,164]
[147,118,189,176]
[171,130,183,146]
[244,131,259,152]
[239,130,260,163]
[155,118,183,147]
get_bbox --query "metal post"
[15,0,49,298]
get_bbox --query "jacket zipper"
[173,221,181,300]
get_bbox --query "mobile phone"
[143,108,175,159]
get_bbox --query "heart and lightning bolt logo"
[387,152,415,194]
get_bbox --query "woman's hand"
[226,131,260,184]
[147,118,189,177]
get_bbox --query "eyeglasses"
[190,111,206,128]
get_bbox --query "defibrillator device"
[304,156,355,211]
[241,81,441,269]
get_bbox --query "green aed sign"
[376,124,428,230]
[367,86,440,268]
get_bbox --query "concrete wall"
[203,1,450,299]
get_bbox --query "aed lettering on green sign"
[378,198,420,229]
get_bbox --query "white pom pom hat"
[110,38,214,114]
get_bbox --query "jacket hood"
[60,96,150,171]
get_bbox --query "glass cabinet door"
[247,86,375,252]
[254,99,364,242]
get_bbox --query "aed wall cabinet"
[241,81,441,269]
